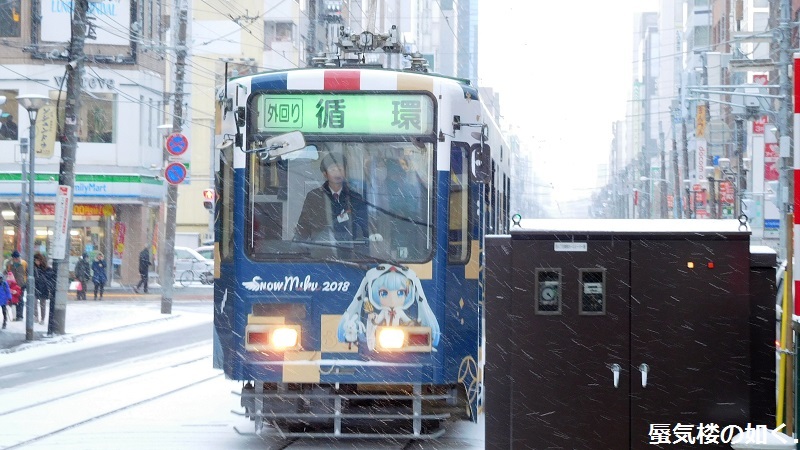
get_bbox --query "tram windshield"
[247,140,434,263]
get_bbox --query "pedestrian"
[6,272,20,323]
[134,247,151,294]
[6,251,27,321]
[33,253,55,325]
[0,272,10,329]
[74,252,91,300]
[92,252,107,300]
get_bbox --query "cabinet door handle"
[608,363,621,388]
[638,363,649,388]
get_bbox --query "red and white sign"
[765,143,780,182]
[52,185,73,260]
[753,116,767,134]
[35,203,113,216]
[719,181,735,204]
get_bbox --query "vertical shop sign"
[52,185,72,259]
[765,143,780,181]
[34,105,57,158]
[113,222,126,258]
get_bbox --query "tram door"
[511,239,630,449]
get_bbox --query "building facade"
[0,0,167,284]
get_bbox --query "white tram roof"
[512,219,750,236]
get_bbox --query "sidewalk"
[0,281,212,353]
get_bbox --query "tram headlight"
[245,323,301,351]
[378,327,405,349]
[272,327,299,349]
[374,326,433,352]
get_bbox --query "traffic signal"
[202,188,215,210]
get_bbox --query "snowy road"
[0,303,484,449]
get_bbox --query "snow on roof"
[513,219,750,235]
[750,245,777,255]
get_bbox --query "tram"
[212,27,510,438]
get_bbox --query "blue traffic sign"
[166,133,189,156]
[164,162,187,185]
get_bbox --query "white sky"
[478,0,658,204]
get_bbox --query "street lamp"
[17,94,50,341]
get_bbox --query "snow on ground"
[0,301,212,367]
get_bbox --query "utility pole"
[671,103,682,219]
[161,0,188,314]
[682,94,691,219]
[776,0,795,436]
[659,125,667,218]
[778,0,792,262]
[52,0,88,334]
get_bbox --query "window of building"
[276,22,293,42]
[693,25,710,48]
[85,94,115,143]
[0,0,21,38]
[51,92,116,143]
[0,89,19,141]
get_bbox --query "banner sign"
[34,105,57,158]
[696,104,707,137]
[52,185,72,260]
[695,138,707,182]
[113,222,126,258]
[35,203,112,216]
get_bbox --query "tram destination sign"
[255,93,434,135]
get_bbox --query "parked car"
[195,245,213,261]
[174,246,213,284]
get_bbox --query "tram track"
[0,343,217,448]
[0,353,211,417]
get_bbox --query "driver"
[294,153,378,243]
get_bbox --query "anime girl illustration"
[337,264,440,351]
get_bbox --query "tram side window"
[448,143,470,263]
[218,145,234,261]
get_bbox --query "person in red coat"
[5,271,21,327]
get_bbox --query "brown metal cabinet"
[510,238,631,449]
[485,222,770,450]
[629,238,751,448]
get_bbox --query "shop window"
[0,0,20,38]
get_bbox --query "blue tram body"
[212,65,510,438]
